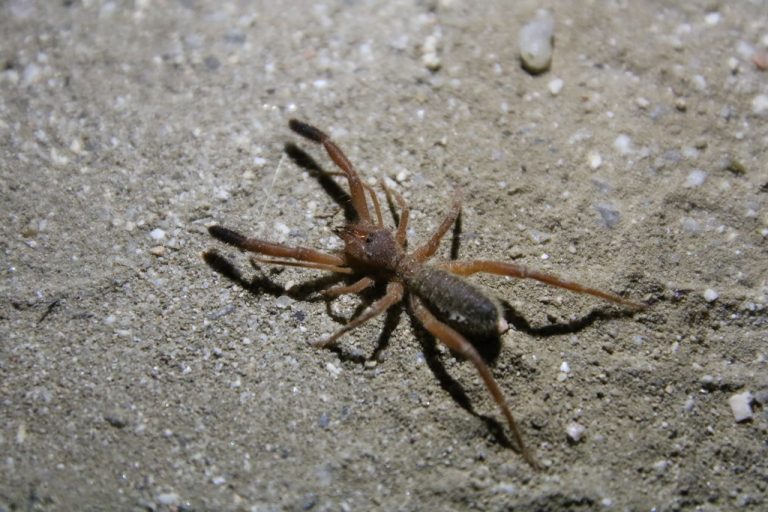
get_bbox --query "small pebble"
[728,391,753,422]
[594,204,620,229]
[274,222,290,235]
[275,295,292,308]
[753,49,768,70]
[519,9,555,74]
[613,134,633,155]
[547,78,563,95]
[559,361,570,373]
[587,151,602,170]
[149,245,166,257]
[652,459,671,474]
[752,94,768,116]
[704,12,720,26]
[566,422,586,442]
[421,33,441,72]
[325,362,341,378]
[703,288,719,302]
[149,228,166,240]
[156,493,180,506]
[683,169,707,188]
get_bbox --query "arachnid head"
[337,224,402,273]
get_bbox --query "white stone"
[587,151,602,170]
[703,288,719,302]
[156,493,180,506]
[729,391,753,422]
[519,10,555,73]
[752,94,768,116]
[684,169,707,188]
[149,228,166,240]
[613,134,633,155]
[566,422,586,442]
[547,78,563,95]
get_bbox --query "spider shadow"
[202,250,400,365]
[285,143,357,223]
[501,299,641,338]
[203,249,341,301]
[407,307,515,451]
[407,295,636,454]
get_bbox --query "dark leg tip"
[208,225,246,246]
[289,119,326,143]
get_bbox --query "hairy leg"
[209,225,347,266]
[440,259,644,309]
[381,179,409,246]
[321,276,375,298]
[412,195,462,262]
[289,119,371,223]
[312,281,404,348]
[409,295,538,469]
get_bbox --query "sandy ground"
[2,1,767,510]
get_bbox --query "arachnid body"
[206,119,644,468]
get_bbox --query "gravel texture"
[2,1,767,510]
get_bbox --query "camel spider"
[206,119,644,468]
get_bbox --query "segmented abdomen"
[407,267,502,339]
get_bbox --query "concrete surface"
[2,0,767,510]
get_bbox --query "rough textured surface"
[2,1,767,510]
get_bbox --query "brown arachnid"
[206,119,644,468]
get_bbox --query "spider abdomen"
[407,267,505,339]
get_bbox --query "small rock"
[547,78,563,95]
[724,158,746,175]
[104,414,128,428]
[703,288,719,302]
[587,151,602,170]
[752,94,768,116]
[683,169,707,188]
[421,33,442,72]
[149,245,166,257]
[519,9,555,74]
[728,391,753,422]
[753,49,768,70]
[156,493,180,506]
[594,204,620,229]
[613,134,633,155]
[325,362,341,378]
[566,422,586,442]
[704,12,720,26]
[149,228,166,240]
[275,295,293,309]
[652,459,671,474]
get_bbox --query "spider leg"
[312,281,404,348]
[321,171,383,226]
[363,182,384,226]
[381,179,409,246]
[409,294,538,469]
[209,225,346,266]
[320,276,375,298]
[412,195,462,262]
[439,259,645,309]
[289,119,372,223]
